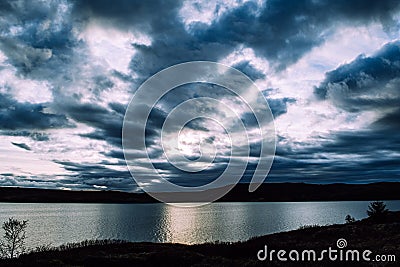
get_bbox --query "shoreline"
[1,182,400,203]
[2,211,399,266]
[0,199,399,205]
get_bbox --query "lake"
[0,201,399,248]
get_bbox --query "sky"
[1,0,400,192]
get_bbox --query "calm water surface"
[0,201,399,248]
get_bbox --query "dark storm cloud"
[151,161,227,187]
[73,0,181,29]
[315,41,400,130]
[308,41,400,183]
[0,1,74,45]
[0,1,79,77]
[270,123,400,183]
[183,119,211,132]
[372,108,400,130]
[315,41,400,108]
[231,61,265,80]
[0,172,135,190]
[11,142,31,151]
[3,0,400,81]
[108,102,126,115]
[55,160,136,190]
[60,98,163,153]
[61,100,124,146]
[71,0,400,83]
[266,158,400,184]
[325,130,400,158]
[0,93,71,130]
[90,76,115,96]
[102,150,125,160]
[195,0,400,70]
[240,112,259,128]
[0,1,59,22]
[268,154,400,184]
[0,38,52,74]
[277,129,400,160]
[268,98,296,118]
[2,0,400,189]
[239,96,294,128]
[0,175,21,187]
[146,107,168,130]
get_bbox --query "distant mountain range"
[0,182,399,203]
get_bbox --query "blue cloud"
[0,93,71,130]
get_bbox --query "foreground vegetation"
[0,202,398,266]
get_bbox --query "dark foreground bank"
[2,211,399,267]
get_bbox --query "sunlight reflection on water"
[0,201,399,248]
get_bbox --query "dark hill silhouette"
[0,182,400,203]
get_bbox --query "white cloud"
[179,0,264,31]
[0,68,53,103]
[220,45,270,75]
[0,138,66,177]
[266,23,393,143]
[0,49,53,103]
[81,21,151,75]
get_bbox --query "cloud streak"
[1,0,400,190]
